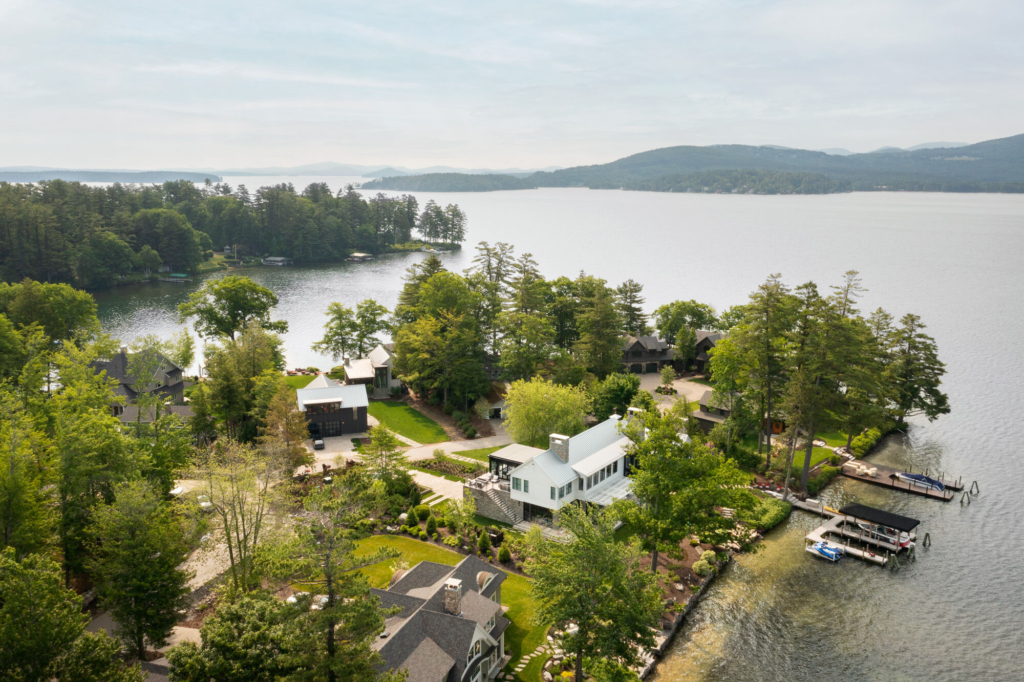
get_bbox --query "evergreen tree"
[574,277,623,379]
[615,279,649,336]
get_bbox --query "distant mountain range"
[0,169,222,183]
[362,134,1024,194]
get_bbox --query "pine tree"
[616,279,649,336]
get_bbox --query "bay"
[93,182,1024,680]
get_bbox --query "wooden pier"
[840,459,958,501]
[791,498,921,566]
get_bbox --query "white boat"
[895,472,945,492]
[857,522,913,548]
[806,541,844,562]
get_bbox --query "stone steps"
[485,488,522,524]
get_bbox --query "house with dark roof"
[92,347,187,417]
[621,335,675,374]
[373,554,509,682]
[693,389,731,434]
[693,331,724,373]
[295,374,369,437]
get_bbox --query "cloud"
[134,62,416,89]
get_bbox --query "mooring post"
[923,533,931,547]
[970,480,980,495]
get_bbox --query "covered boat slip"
[794,499,922,565]
[840,458,960,501]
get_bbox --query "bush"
[807,466,841,496]
[415,504,430,519]
[692,560,713,577]
[829,454,842,466]
[444,536,460,547]
[748,498,790,531]
[426,515,437,534]
[443,403,455,416]
[851,428,883,457]
[478,532,491,553]
[465,427,477,439]
[700,550,716,564]
[419,530,429,541]
[436,516,446,528]
[432,532,439,541]
[452,410,465,422]
[406,508,419,525]
[690,538,700,546]
[498,545,512,562]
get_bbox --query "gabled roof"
[572,436,633,477]
[623,334,671,351]
[511,416,629,488]
[305,374,338,389]
[344,358,376,381]
[489,443,544,465]
[368,344,393,366]
[374,555,510,682]
[695,330,724,345]
[295,380,369,410]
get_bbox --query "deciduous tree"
[503,377,589,448]
[178,275,287,340]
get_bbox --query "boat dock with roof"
[792,498,922,566]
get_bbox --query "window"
[566,480,572,493]
[524,480,529,493]
[475,640,481,656]
[550,487,556,500]
[512,477,521,491]
[605,464,612,477]
[612,461,618,474]
[558,486,565,499]
[600,469,605,482]
[586,475,592,489]
[578,478,584,490]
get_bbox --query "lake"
[94,181,1024,681]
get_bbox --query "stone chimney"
[443,578,462,616]
[550,434,570,463]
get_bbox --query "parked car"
[197,495,214,513]
[313,439,325,450]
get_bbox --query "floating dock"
[840,459,959,501]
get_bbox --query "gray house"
[92,347,186,417]
[373,555,509,682]
[693,331,724,373]
[295,374,368,437]
[621,335,675,374]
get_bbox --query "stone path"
[409,470,464,502]
[508,640,556,679]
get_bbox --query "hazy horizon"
[2,0,1022,170]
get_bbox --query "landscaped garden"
[368,401,449,444]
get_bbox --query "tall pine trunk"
[800,417,816,493]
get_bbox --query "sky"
[1,0,1022,170]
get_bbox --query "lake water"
[94,181,1024,680]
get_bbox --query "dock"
[840,459,958,501]
[789,498,923,566]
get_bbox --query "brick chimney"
[550,434,570,463]
[443,578,462,616]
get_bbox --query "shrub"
[465,427,477,439]
[452,410,465,422]
[700,550,716,564]
[478,532,491,553]
[498,545,512,563]
[748,498,790,531]
[692,560,713,577]
[444,536,460,547]
[443,403,455,416]
[432,532,439,541]
[829,454,842,466]
[851,428,883,457]
[432,447,446,461]
[406,508,419,525]
[419,530,428,541]
[436,516,446,528]
[415,504,430,519]
[689,538,700,546]
[426,516,437,534]
[807,466,841,496]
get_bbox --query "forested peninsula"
[0,180,465,290]
[363,132,1024,193]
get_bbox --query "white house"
[343,344,402,399]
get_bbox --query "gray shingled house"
[92,347,187,417]
[621,334,675,374]
[372,555,509,682]
[693,331,724,373]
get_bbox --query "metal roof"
[489,443,544,464]
[572,436,632,477]
[838,504,920,532]
[295,383,369,411]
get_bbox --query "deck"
[840,459,958,501]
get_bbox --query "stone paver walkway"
[409,470,464,502]
[510,640,555,678]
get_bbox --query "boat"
[895,472,945,492]
[856,522,913,548]
[806,541,844,562]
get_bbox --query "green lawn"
[353,535,546,680]
[408,464,464,483]
[285,375,315,390]
[454,446,504,462]
[815,430,850,448]
[688,377,713,387]
[791,446,835,470]
[368,401,449,444]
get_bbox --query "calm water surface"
[94,184,1024,680]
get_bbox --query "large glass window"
[512,477,521,491]
[558,486,565,499]
[566,480,572,493]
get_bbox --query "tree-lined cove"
[1,184,1021,681]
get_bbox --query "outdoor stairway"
[485,488,522,524]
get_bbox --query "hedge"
[807,466,841,496]
[851,428,883,457]
[751,498,791,531]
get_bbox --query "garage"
[645,362,659,374]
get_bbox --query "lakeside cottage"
[92,347,187,417]
[693,331,724,373]
[693,389,730,434]
[373,555,509,682]
[342,343,403,399]
[469,413,689,527]
[622,335,675,374]
[295,374,368,437]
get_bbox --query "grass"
[454,446,504,462]
[815,430,850,448]
[688,377,713,387]
[790,446,835,470]
[285,374,315,390]
[352,535,547,680]
[197,253,230,273]
[367,401,449,444]
[408,465,464,483]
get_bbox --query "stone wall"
[465,485,523,525]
